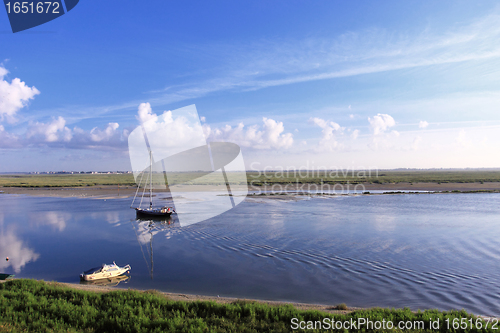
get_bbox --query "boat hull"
[80,263,131,281]
[80,275,130,286]
[135,208,173,217]
[0,273,14,280]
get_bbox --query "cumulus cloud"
[203,117,293,150]
[89,123,120,142]
[419,120,429,129]
[22,116,128,150]
[368,113,396,135]
[351,129,360,140]
[137,102,156,124]
[133,104,206,161]
[310,117,344,151]
[367,114,398,150]
[0,66,40,123]
[26,116,72,143]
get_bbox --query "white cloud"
[22,116,128,150]
[137,102,156,124]
[134,105,206,158]
[351,129,359,140]
[0,66,40,123]
[204,117,293,150]
[200,116,206,122]
[26,116,72,143]
[368,113,396,135]
[310,117,344,151]
[90,123,120,142]
[419,120,429,129]
[367,114,398,150]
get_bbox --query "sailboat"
[131,149,175,217]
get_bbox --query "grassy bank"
[0,174,136,188]
[1,170,500,188]
[246,169,500,186]
[0,279,494,332]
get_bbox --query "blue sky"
[1,1,500,171]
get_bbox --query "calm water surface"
[0,193,499,316]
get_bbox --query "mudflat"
[2,182,499,198]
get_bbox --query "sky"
[1,0,500,172]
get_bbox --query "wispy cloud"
[144,11,500,102]
[12,11,500,127]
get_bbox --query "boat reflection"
[132,215,179,280]
[79,274,130,287]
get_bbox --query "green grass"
[1,170,500,188]
[246,170,500,185]
[0,174,137,188]
[0,279,496,332]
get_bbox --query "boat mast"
[149,149,153,209]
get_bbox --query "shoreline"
[1,182,500,199]
[56,281,360,314]
[2,279,497,320]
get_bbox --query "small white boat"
[80,262,131,281]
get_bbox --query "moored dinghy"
[80,262,131,281]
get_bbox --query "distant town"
[0,171,134,175]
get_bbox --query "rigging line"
[139,171,149,209]
[150,224,154,279]
[150,150,153,209]
[221,166,235,208]
[131,169,146,208]
[131,220,152,278]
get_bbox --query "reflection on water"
[0,193,500,316]
[29,211,70,231]
[132,216,180,279]
[80,275,130,287]
[0,227,40,273]
[0,212,40,273]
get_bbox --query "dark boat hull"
[135,208,173,217]
[0,273,14,280]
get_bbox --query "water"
[0,192,499,316]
